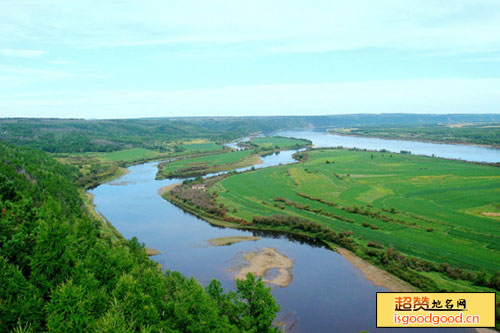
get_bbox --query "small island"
[232,247,294,287]
[208,236,260,246]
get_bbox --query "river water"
[275,130,499,163]
[90,131,494,332]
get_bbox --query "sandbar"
[145,248,161,256]
[336,248,417,292]
[233,247,293,287]
[208,236,260,246]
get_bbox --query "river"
[91,131,494,332]
[275,130,499,163]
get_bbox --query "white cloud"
[1,1,500,55]
[1,78,499,118]
[0,48,45,58]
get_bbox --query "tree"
[234,273,280,333]
[46,280,96,332]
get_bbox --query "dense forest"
[1,114,499,153]
[0,142,280,332]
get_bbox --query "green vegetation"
[54,149,165,189]
[0,118,244,153]
[330,123,500,147]
[157,149,257,179]
[100,148,161,162]
[0,142,280,332]
[2,115,498,153]
[163,148,500,326]
[157,136,309,179]
[179,142,224,153]
[55,143,225,189]
[216,149,500,273]
[2,115,500,329]
[241,136,312,151]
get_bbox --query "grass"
[157,136,310,179]
[249,137,311,149]
[158,149,259,178]
[180,142,224,152]
[101,148,160,162]
[214,149,500,275]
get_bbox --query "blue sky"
[1,0,500,118]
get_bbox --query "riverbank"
[158,182,181,196]
[327,130,500,149]
[155,145,302,180]
[161,146,500,300]
[336,248,417,292]
[161,185,422,293]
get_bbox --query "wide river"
[92,130,497,332]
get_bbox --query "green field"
[158,136,310,179]
[179,142,224,152]
[101,148,160,162]
[248,136,311,149]
[205,149,500,293]
[158,149,258,178]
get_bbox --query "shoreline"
[336,248,417,292]
[88,146,498,331]
[327,130,500,150]
[161,186,421,294]
[158,182,182,196]
[312,136,499,167]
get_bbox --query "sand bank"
[233,247,294,287]
[337,248,417,292]
[145,248,161,256]
[158,182,181,196]
[208,236,260,246]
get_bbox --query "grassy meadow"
[207,149,500,292]
[101,148,161,162]
[179,141,224,152]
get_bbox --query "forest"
[0,142,280,332]
[1,114,499,153]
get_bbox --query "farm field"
[179,141,224,152]
[101,148,160,162]
[203,149,500,291]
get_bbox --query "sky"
[1,0,500,119]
